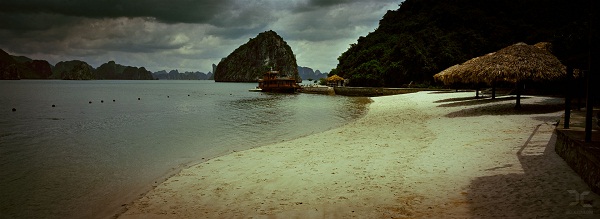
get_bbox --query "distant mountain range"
[1,48,154,80]
[1,48,326,81]
[153,66,327,81]
[152,70,213,80]
[297,66,328,80]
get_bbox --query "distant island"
[152,70,214,80]
[1,48,154,80]
[297,66,327,81]
[1,48,326,81]
[214,30,300,82]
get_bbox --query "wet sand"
[118,91,599,218]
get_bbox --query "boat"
[249,87,262,92]
[255,68,302,93]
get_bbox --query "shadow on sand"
[437,96,529,107]
[466,125,600,218]
[433,96,481,103]
[444,100,564,118]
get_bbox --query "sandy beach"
[118,91,599,218]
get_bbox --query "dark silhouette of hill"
[0,48,52,79]
[214,30,299,82]
[333,0,598,87]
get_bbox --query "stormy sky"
[0,0,402,73]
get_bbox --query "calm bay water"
[0,80,369,219]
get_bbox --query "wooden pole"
[491,80,496,99]
[564,66,572,129]
[515,81,522,109]
[585,2,593,142]
[585,70,593,142]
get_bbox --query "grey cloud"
[0,0,403,73]
[294,0,397,12]
[0,0,232,24]
[0,12,79,32]
[277,1,396,42]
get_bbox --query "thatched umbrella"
[471,42,565,85]
[327,74,344,82]
[433,64,461,85]
[434,42,566,108]
[327,74,345,87]
[472,42,565,108]
[434,54,493,97]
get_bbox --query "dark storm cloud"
[294,0,397,12]
[0,0,232,24]
[0,0,278,40]
[0,12,83,34]
[0,0,402,72]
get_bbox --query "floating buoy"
[187,94,190,96]
[113,100,115,102]
[137,98,140,100]
[101,100,104,103]
[167,96,169,98]
[52,105,55,107]
[89,101,92,104]
[12,108,16,112]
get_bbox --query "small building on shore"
[327,74,345,87]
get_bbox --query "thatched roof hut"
[434,42,565,85]
[433,54,493,85]
[327,74,344,82]
[469,42,566,84]
[433,42,566,108]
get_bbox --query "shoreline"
[107,95,373,219]
[118,91,600,218]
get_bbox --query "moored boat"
[255,68,301,93]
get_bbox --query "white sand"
[118,91,599,218]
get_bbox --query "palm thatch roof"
[471,42,566,84]
[533,42,553,52]
[433,54,492,85]
[433,64,461,85]
[327,74,344,82]
[434,42,566,85]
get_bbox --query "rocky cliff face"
[54,60,95,80]
[214,30,299,82]
[298,66,328,80]
[95,61,153,80]
[152,70,212,80]
[0,49,53,79]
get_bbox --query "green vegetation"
[0,49,53,79]
[214,30,300,82]
[95,61,153,80]
[1,49,154,80]
[333,0,598,87]
[53,60,93,80]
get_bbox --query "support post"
[585,2,593,142]
[515,81,522,109]
[585,70,593,142]
[491,80,496,99]
[564,66,572,129]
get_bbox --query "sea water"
[0,80,369,219]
